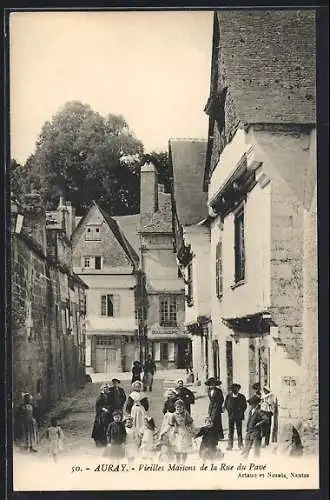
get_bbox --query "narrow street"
[15,370,216,460]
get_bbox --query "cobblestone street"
[14,371,215,460]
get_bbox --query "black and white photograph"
[8,8,320,491]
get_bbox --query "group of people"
[203,377,278,458]
[90,370,283,463]
[91,373,198,463]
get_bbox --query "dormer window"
[85,225,101,241]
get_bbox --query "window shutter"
[113,295,120,317]
[101,295,106,316]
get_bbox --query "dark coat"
[195,425,218,451]
[245,408,266,438]
[125,395,149,414]
[162,398,176,414]
[175,387,195,414]
[95,393,108,413]
[106,421,127,445]
[208,387,224,440]
[106,387,126,411]
[143,359,156,374]
[224,393,247,421]
[91,408,110,445]
[132,365,142,383]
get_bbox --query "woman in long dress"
[125,381,149,439]
[91,387,110,447]
[18,393,38,452]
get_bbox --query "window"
[160,342,169,361]
[186,263,193,306]
[160,296,177,327]
[83,256,103,269]
[85,225,101,241]
[95,256,102,270]
[234,206,245,283]
[215,238,223,299]
[101,294,120,317]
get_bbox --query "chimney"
[140,161,158,217]
[22,192,47,252]
[65,201,76,239]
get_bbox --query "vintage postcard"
[8,8,320,492]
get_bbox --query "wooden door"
[95,347,118,373]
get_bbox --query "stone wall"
[11,199,87,431]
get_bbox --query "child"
[139,417,158,460]
[104,410,127,460]
[194,417,219,461]
[124,416,140,465]
[241,395,267,459]
[46,417,64,462]
[169,399,194,464]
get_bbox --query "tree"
[142,151,172,193]
[22,101,144,215]
[10,159,32,201]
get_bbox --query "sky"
[9,10,213,164]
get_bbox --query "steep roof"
[72,202,139,269]
[169,139,208,226]
[216,10,316,125]
[97,205,139,268]
[113,214,140,254]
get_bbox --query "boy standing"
[241,395,266,459]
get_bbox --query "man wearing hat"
[205,377,224,441]
[106,378,127,423]
[224,383,247,450]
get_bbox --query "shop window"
[234,205,245,283]
[160,342,169,361]
[160,296,177,327]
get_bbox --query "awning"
[222,311,275,335]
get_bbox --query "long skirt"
[142,372,153,390]
[131,404,147,437]
[91,414,109,446]
[21,418,38,449]
[103,443,125,459]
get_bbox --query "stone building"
[71,202,140,374]
[11,193,88,422]
[113,163,188,369]
[203,10,317,451]
[169,139,213,382]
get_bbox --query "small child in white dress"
[140,417,158,460]
[124,416,140,465]
[46,417,64,462]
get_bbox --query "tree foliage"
[14,101,144,215]
[11,101,173,216]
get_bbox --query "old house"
[11,193,88,421]
[71,202,140,373]
[112,163,188,369]
[203,10,317,450]
[169,139,213,382]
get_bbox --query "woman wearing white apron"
[125,381,150,439]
